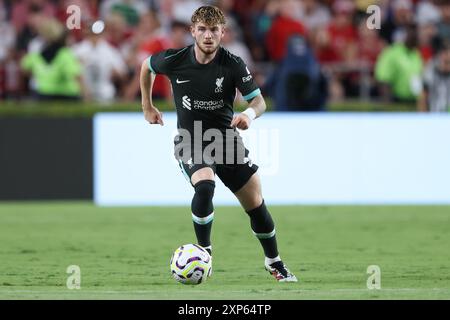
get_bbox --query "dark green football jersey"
[147,45,260,135]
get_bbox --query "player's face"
[191,22,224,55]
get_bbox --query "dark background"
[0,118,92,200]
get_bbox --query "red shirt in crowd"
[317,22,357,64]
[139,37,171,99]
[266,15,307,62]
[357,36,385,67]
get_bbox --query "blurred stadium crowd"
[0,0,449,111]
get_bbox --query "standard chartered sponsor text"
[193,99,224,110]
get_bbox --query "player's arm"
[231,94,266,130]
[230,56,266,130]
[140,58,164,125]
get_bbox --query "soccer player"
[140,6,297,282]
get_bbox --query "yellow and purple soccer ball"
[170,244,212,285]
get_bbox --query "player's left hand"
[231,113,251,130]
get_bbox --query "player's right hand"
[143,106,164,126]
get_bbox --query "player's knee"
[192,180,215,217]
[245,200,274,233]
[191,167,214,185]
[194,180,215,200]
[245,195,263,212]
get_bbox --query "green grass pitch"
[0,202,449,300]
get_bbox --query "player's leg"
[234,173,298,282]
[190,167,215,255]
[234,173,278,260]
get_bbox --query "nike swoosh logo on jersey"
[176,79,190,84]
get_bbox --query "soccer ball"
[170,244,212,285]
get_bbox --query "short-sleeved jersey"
[147,45,260,135]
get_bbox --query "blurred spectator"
[357,19,386,68]
[122,10,164,67]
[11,0,55,34]
[27,11,53,54]
[418,23,437,63]
[0,0,446,107]
[418,40,450,112]
[354,18,386,99]
[20,18,82,100]
[297,0,331,31]
[314,0,358,101]
[379,0,414,44]
[315,0,357,64]
[0,1,16,98]
[170,0,205,25]
[247,0,279,61]
[14,0,55,55]
[435,0,450,46]
[73,20,127,103]
[24,9,70,96]
[169,20,192,49]
[214,0,241,32]
[265,35,327,111]
[104,11,132,55]
[0,1,15,62]
[100,0,149,27]
[416,0,441,26]
[265,0,307,62]
[222,18,256,104]
[222,19,255,71]
[122,13,185,101]
[156,0,205,30]
[375,24,423,103]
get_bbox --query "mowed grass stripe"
[0,202,449,299]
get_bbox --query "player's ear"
[190,25,196,38]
